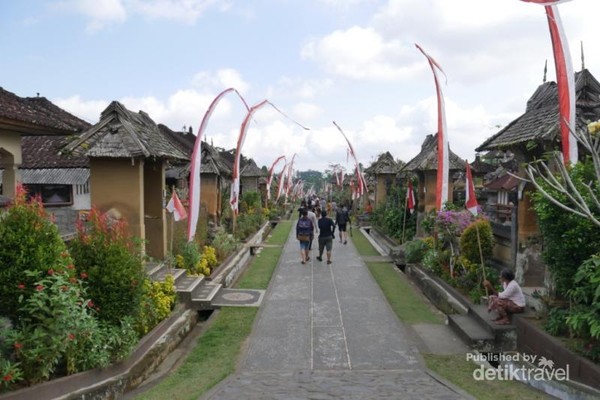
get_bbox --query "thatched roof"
[61,101,188,160]
[401,133,465,172]
[477,69,600,152]
[241,158,264,177]
[364,151,399,175]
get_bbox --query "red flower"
[36,285,44,291]
[69,277,78,284]
[48,269,55,275]
[87,300,94,308]
[68,333,75,341]
[3,374,12,382]
[14,342,22,350]
[80,272,88,279]
[17,283,25,290]
[66,264,75,270]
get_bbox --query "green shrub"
[404,239,431,263]
[544,307,569,337]
[68,209,145,326]
[565,254,600,340]
[459,219,493,265]
[210,227,238,261]
[135,275,177,336]
[0,186,71,323]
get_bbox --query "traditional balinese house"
[364,151,400,208]
[240,158,264,201]
[61,101,188,259]
[400,133,466,214]
[0,87,90,200]
[476,68,600,285]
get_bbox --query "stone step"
[175,275,205,303]
[468,304,517,335]
[145,261,164,276]
[190,282,222,309]
[448,314,495,351]
[151,266,186,284]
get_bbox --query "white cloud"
[292,102,321,121]
[302,26,416,81]
[52,95,109,123]
[129,0,220,24]
[192,68,250,94]
[55,0,127,32]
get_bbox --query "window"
[24,184,72,206]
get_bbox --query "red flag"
[415,44,449,210]
[166,191,187,221]
[465,162,478,216]
[520,1,577,164]
[406,180,415,214]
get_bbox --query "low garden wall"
[0,305,198,400]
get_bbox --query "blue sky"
[2,0,599,172]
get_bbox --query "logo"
[467,353,570,382]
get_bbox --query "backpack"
[297,218,312,235]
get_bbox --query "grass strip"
[349,226,381,256]
[423,354,549,400]
[135,220,292,400]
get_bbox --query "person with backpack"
[296,208,314,264]
[335,205,349,245]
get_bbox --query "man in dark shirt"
[316,210,336,265]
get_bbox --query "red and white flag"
[406,180,415,214]
[465,162,478,216]
[188,88,249,241]
[416,44,449,210]
[520,0,577,164]
[266,155,286,201]
[166,191,187,221]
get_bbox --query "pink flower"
[87,300,94,308]
[66,264,75,270]
[68,333,75,341]
[17,283,25,290]
[48,269,54,275]
[36,285,44,291]
[14,342,22,350]
[80,272,88,279]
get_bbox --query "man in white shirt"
[484,268,526,325]
[307,206,319,251]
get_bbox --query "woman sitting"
[483,268,526,325]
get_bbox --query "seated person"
[483,268,526,325]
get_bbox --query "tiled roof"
[0,87,90,133]
[21,135,89,168]
[241,158,264,177]
[20,168,89,185]
[61,101,188,160]
[401,133,466,172]
[158,124,195,157]
[477,69,600,152]
[485,173,520,191]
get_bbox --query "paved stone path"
[202,225,469,399]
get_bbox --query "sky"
[2,0,599,174]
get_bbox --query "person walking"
[316,210,335,265]
[335,205,350,245]
[307,206,319,251]
[296,208,314,264]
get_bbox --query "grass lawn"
[135,220,292,400]
[353,229,548,399]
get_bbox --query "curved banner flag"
[188,88,249,242]
[267,155,286,201]
[230,102,309,214]
[521,0,577,164]
[285,153,297,201]
[465,161,478,216]
[276,163,288,201]
[406,180,415,214]
[333,121,367,198]
[415,43,449,211]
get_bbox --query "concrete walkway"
[202,224,470,399]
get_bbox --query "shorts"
[318,237,333,252]
[337,223,347,232]
[299,240,310,250]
